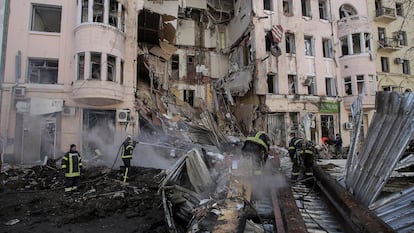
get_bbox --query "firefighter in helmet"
[120,135,138,183]
[242,131,271,175]
[61,144,83,192]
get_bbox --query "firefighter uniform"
[121,136,137,183]
[242,131,270,175]
[300,141,315,179]
[61,144,82,192]
[288,137,303,180]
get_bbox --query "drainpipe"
[0,0,10,165]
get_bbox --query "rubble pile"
[0,164,167,233]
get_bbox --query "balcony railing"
[375,7,396,23]
[378,38,401,51]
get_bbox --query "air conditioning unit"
[117,109,130,123]
[344,122,354,130]
[62,106,76,116]
[394,57,403,64]
[14,87,26,98]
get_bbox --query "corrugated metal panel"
[370,185,414,233]
[344,92,414,206]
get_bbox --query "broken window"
[378,27,386,43]
[301,0,311,17]
[28,58,58,84]
[304,36,314,56]
[90,52,101,79]
[184,90,194,106]
[31,4,62,33]
[381,57,389,72]
[81,0,88,23]
[395,31,407,46]
[396,2,403,16]
[263,0,273,11]
[171,54,179,80]
[187,55,196,79]
[77,53,85,80]
[322,38,333,58]
[285,32,296,54]
[325,77,336,97]
[364,33,372,51]
[321,115,334,139]
[283,0,293,16]
[107,54,116,82]
[368,75,377,96]
[109,0,118,27]
[382,86,397,91]
[340,36,349,56]
[93,0,104,23]
[403,59,410,74]
[356,75,365,95]
[243,44,250,66]
[339,4,357,19]
[344,76,352,95]
[267,73,278,94]
[319,0,329,20]
[306,76,317,95]
[352,33,361,54]
[288,74,297,94]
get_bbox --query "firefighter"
[121,135,138,183]
[61,144,82,192]
[288,133,303,180]
[299,140,316,186]
[241,131,271,175]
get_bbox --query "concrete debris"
[4,219,20,226]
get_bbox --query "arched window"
[339,4,357,18]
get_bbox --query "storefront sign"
[320,101,339,113]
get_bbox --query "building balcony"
[378,38,401,52]
[375,7,396,23]
[343,95,376,110]
[71,80,124,106]
[337,15,371,38]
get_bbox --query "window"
[187,55,196,79]
[28,58,58,84]
[352,33,361,54]
[81,0,88,23]
[288,74,297,94]
[283,0,293,16]
[319,0,329,20]
[184,90,194,106]
[263,0,273,11]
[171,54,179,80]
[339,4,357,19]
[382,86,397,91]
[340,37,349,56]
[107,55,116,81]
[31,5,62,33]
[356,75,365,95]
[306,76,317,95]
[90,52,101,79]
[93,0,104,23]
[322,38,333,58]
[301,0,311,17]
[368,75,377,96]
[395,31,407,46]
[285,33,296,54]
[109,0,118,27]
[364,33,372,52]
[378,27,386,43]
[304,36,314,56]
[120,60,124,84]
[267,73,278,94]
[403,60,410,74]
[325,77,336,96]
[381,57,389,72]
[344,76,352,95]
[396,3,403,16]
[77,53,85,80]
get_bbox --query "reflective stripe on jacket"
[121,141,135,159]
[61,152,82,177]
[245,131,269,154]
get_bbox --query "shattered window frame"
[90,52,101,80]
[93,0,104,23]
[283,0,293,16]
[31,4,62,33]
[304,35,314,56]
[171,54,179,80]
[301,0,311,17]
[396,2,404,17]
[402,59,410,74]
[352,33,361,54]
[356,75,365,95]
[344,76,352,95]
[368,75,377,96]
[28,58,59,84]
[340,36,349,56]
[267,73,278,94]
[322,38,333,58]
[107,54,116,82]
[285,32,296,54]
[81,0,88,23]
[288,74,298,95]
[364,33,372,52]
[77,52,85,80]
[306,76,317,95]
[183,89,195,106]
[319,0,329,20]
[109,0,118,27]
[325,77,336,97]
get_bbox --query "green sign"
[320,101,339,113]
